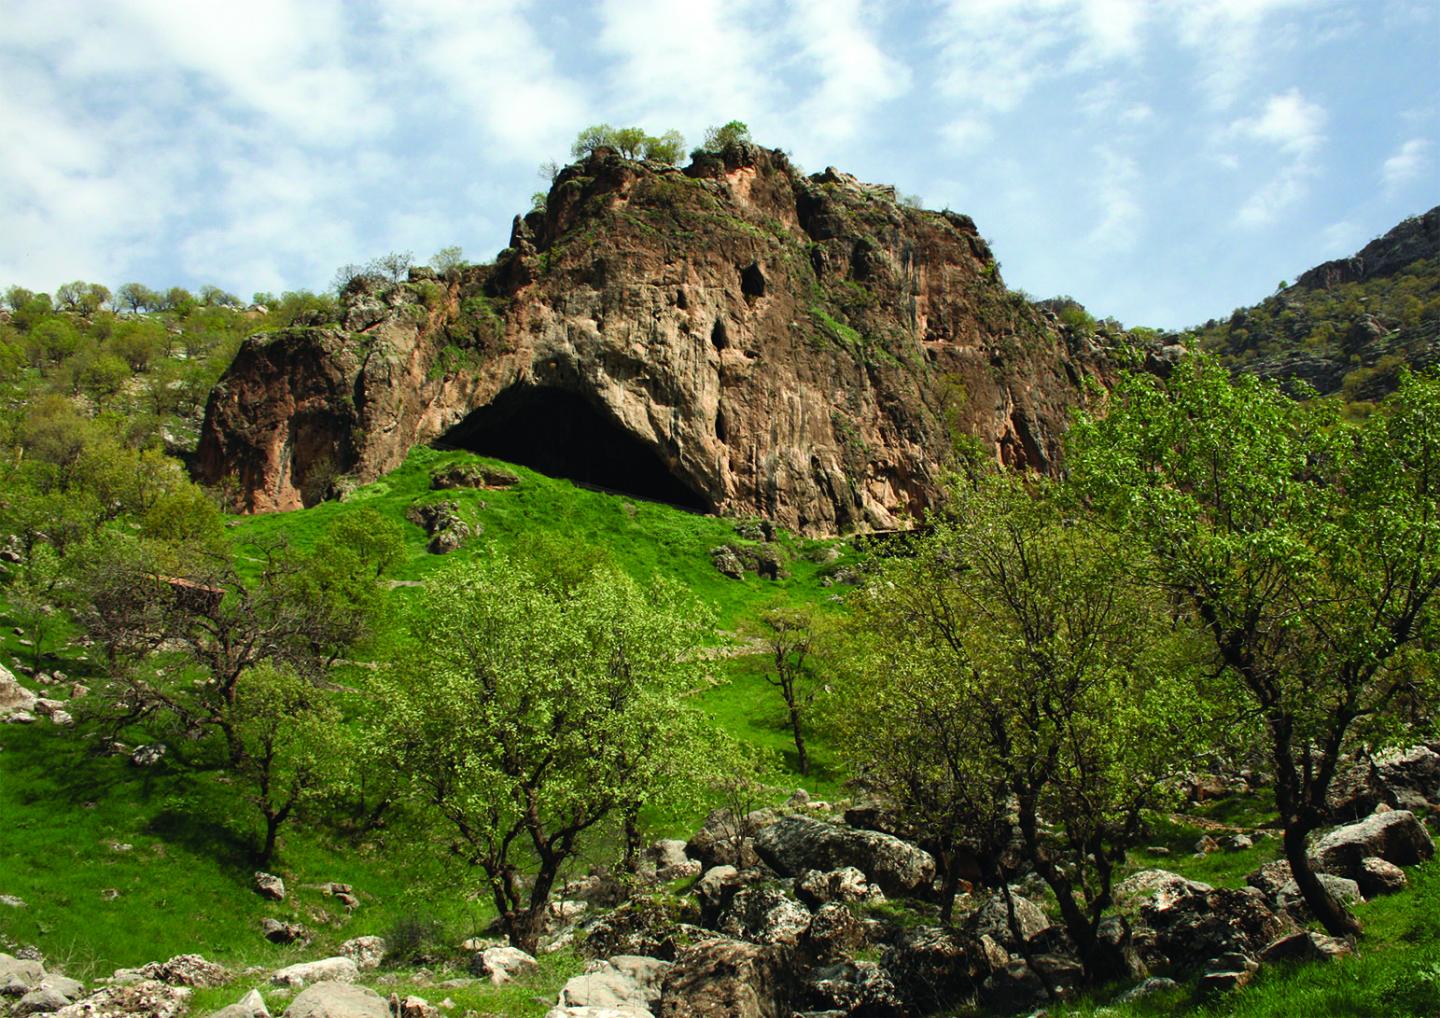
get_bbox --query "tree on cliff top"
[569,124,685,164]
[1070,355,1440,938]
[377,555,713,953]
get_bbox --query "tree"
[642,129,686,165]
[842,472,1205,982]
[570,123,617,159]
[116,282,160,313]
[55,281,110,315]
[428,246,465,276]
[702,120,751,152]
[230,663,349,864]
[611,126,648,159]
[6,543,64,675]
[752,604,821,776]
[377,556,711,952]
[1070,355,1440,938]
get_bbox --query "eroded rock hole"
[711,319,729,350]
[437,385,711,511]
[740,262,766,299]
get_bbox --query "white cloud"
[1381,138,1431,190]
[1165,0,1307,110]
[786,0,911,146]
[1227,89,1327,227]
[1088,146,1142,249]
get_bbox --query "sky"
[1,0,1436,330]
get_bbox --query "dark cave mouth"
[436,386,712,513]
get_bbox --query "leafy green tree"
[1070,355,1440,937]
[116,282,160,313]
[611,126,648,159]
[199,285,241,307]
[6,543,64,674]
[55,281,110,315]
[842,473,1206,981]
[751,604,822,776]
[230,662,350,864]
[702,120,751,152]
[642,129,686,165]
[570,123,618,159]
[3,286,36,312]
[428,246,465,275]
[315,507,407,579]
[377,556,712,952]
[108,318,169,370]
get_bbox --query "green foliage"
[701,119,752,152]
[840,470,1209,974]
[428,245,465,275]
[1071,354,1440,936]
[569,124,686,165]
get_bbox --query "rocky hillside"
[1197,206,1439,402]
[195,144,1114,534]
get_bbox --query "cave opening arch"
[436,385,712,513]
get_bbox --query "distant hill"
[1195,206,1439,404]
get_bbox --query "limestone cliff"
[196,145,1113,534]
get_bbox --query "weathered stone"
[337,937,384,971]
[209,988,269,1018]
[658,938,790,1018]
[471,946,537,985]
[17,986,72,1015]
[580,897,704,961]
[0,954,46,992]
[123,955,230,988]
[129,744,165,767]
[271,959,357,988]
[281,982,387,1018]
[884,926,990,1014]
[1357,856,1408,897]
[55,980,190,1018]
[1276,873,1362,918]
[685,809,771,870]
[980,955,1082,1015]
[558,956,669,1013]
[198,149,1113,535]
[1143,886,1289,970]
[794,867,873,907]
[0,664,37,718]
[800,902,867,964]
[1312,810,1434,879]
[963,890,1050,949]
[1259,931,1354,965]
[254,872,286,902]
[717,886,810,947]
[801,961,903,1016]
[261,919,310,945]
[1114,869,1213,914]
[752,815,934,896]
[1113,976,1179,1004]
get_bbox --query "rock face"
[197,146,1113,535]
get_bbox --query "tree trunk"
[789,706,809,776]
[937,849,961,925]
[1283,823,1362,937]
[260,812,281,866]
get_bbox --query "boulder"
[1113,976,1179,1004]
[685,810,773,870]
[1275,873,1362,918]
[1142,887,1290,970]
[122,955,230,988]
[471,946,537,985]
[210,988,270,1018]
[794,867,874,908]
[558,956,669,1013]
[261,920,310,945]
[648,840,700,882]
[1357,856,1408,897]
[694,865,742,919]
[1329,745,1440,817]
[800,902,867,964]
[0,664,37,717]
[1259,931,1353,965]
[980,955,1082,1015]
[963,890,1050,949]
[717,887,811,946]
[752,815,935,896]
[800,961,903,1016]
[580,897,704,961]
[0,953,46,992]
[883,926,991,1014]
[17,987,73,1015]
[254,872,286,902]
[1312,810,1434,879]
[338,937,385,971]
[54,980,190,1018]
[657,938,791,1018]
[271,959,357,988]
[1114,869,1212,915]
[129,744,166,767]
[282,982,388,1018]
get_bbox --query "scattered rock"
[1194,835,1220,855]
[717,886,810,947]
[800,960,902,1015]
[648,841,700,883]
[0,664,38,721]
[0,895,27,909]
[254,872,286,902]
[884,927,990,1015]
[1312,809,1434,879]
[0,952,46,992]
[129,744,166,767]
[339,937,385,971]
[261,920,310,945]
[800,903,867,964]
[282,981,388,1018]
[658,938,790,1018]
[558,955,669,1014]
[272,959,358,989]
[1224,834,1255,851]
[964,889,1050,949]
[1143,887,1289,970]
[1114,976,1179,1004]
[55,980,190,1018]
[1259,931,1354,965]
[1275,873,1362,918]
[123,955,230,988]
[794,867,874,908]
[210,988,270,1018]
[16,986,72,1015]
[470,946,537,985]
[1357,856,1408,897]
[1114,869,1213,915]
[431,465,516,490]
[752,815,935,896]
[708,546,745,580]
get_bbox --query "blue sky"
[1,0,1436,329]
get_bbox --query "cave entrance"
[437,385,711,512]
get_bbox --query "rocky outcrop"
[1295,207,1440,290]
[197,146,1114,535]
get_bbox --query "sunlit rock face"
[197,146,1112,534]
